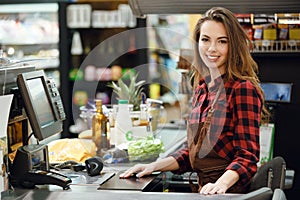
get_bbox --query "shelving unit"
[251,40,300,53]
[58,1,148,137]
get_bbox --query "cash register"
[8,70,71,190]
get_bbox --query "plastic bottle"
[114,99,133,146]
[92,99,108,155]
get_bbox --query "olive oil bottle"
[92,99,108,155]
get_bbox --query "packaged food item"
[253,14,277,51]
[278,24,289,40]
[263,24,277,41]
[127,136,164,161]
[277,13,300,50]
[48,138,96,163]
[235,14,253,41]
[289,24,300,40]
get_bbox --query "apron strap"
[210,84,223,111]
[188,84,224,193]
[203,84,223,130]
[188,171,200,193]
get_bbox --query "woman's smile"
[206,54,220,62]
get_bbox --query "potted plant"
[108,72,145,111]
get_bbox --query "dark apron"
[187,87,249,193]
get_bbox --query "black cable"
[25,132,34,145]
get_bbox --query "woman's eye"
[201,38,209,42]
[219,40,228,44]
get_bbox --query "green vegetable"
[128,136,164,161]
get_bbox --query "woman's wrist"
[148,162,159,172]
[150,156,179,172]
[216,170,239,189]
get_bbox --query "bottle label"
[101,120,107,135]
[125,131,133,141]
[100,120,108,149]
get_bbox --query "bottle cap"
[118,99,129,104]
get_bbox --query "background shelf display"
[251,40,300,53]
[0,3,60,85]
[59,1,148,136]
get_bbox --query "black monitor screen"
[260,82,292,103]
[17,70,65,141]
[26,78,55,127]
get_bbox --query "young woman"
[120,7,269,194]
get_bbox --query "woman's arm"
[228,81,261,183]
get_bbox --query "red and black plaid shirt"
[171,76,262,186]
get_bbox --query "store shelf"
[251,40,300,53]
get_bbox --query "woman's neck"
[208,69,225,88]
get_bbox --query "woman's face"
[198,20,229,75]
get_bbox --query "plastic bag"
[48,138,96,163]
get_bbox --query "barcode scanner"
[85,156,104,176]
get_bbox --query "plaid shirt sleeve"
[169,141,192,174]
[224,80,262,185]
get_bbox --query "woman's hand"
[119,156,179,179]
[199,170,239,194]
[199,182,227,194]
[119,163,156,178]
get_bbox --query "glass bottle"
[92,99,108,155]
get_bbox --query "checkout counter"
[1,185,246,200]
[0,157,273,200]
[0,68,283,199]
[1,125,275,200]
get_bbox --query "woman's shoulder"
[226,78,262,100]
[226,78,255,90]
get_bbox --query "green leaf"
[107,73,145,110]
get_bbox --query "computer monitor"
[260,82,293,103]
[17,70,66,141]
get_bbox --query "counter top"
[1,125,275,199]
[1,168,274,200]
[1,187,242,200]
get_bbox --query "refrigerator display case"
[0,3,60,86]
